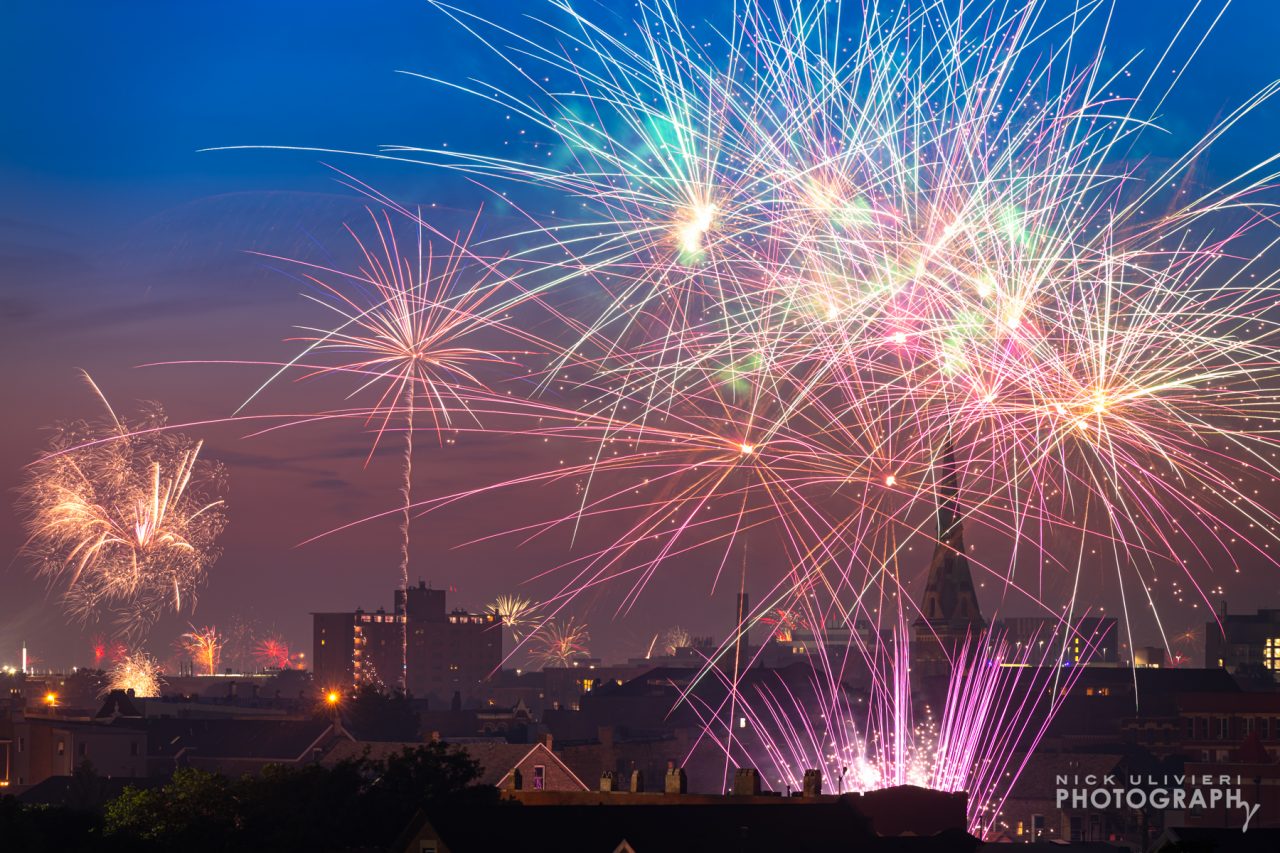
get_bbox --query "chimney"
[629,768,644,793]
[802,769,822,797]
[600,771,617,793]
[732,767,761,796]
[664,762,687,794]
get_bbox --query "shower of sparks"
[103,651,163,699]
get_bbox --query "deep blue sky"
[3,1,1280,669]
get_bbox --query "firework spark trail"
[18,375,228,641]
[684,619,1106,833]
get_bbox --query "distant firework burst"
[659,626,692,657]
[255,635,292,670]
[180,624,224,676]
[488,594,536,640]
[103,651,163,699]
[18,376,228,641]
[90,634,127,669]
[530,619,591,669]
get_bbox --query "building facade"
[1205,604,1280,682]
[312,583,502,705]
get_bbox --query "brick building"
[313,582,502,705]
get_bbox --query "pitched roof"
[17,774,165,806]
[146,718,335,760]
[321,740,586,789]
[94,689,143,719]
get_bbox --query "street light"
[43,692,57,707]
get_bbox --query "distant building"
[995,616,1119,665]
[0,690,346,791]
[1205,603,1280,682]
[312,582,502,705]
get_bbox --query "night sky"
[4,0,1280,670]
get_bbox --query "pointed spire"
[918,437,984,629]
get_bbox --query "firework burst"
[530,618,591,669]
[180,624,224,676]
[488,594,537,641]
[103,651,163,699]
[234,204,548,688]
[18,376,228,641]
[255,635,292,670]
[659,626,692,657]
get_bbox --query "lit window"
[533,765,546,790]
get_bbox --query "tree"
[104,768,236,851]
[100,744,491,851]
[341,685,420,741]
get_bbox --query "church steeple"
[916,439,984,634]
[916,435,983,681]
